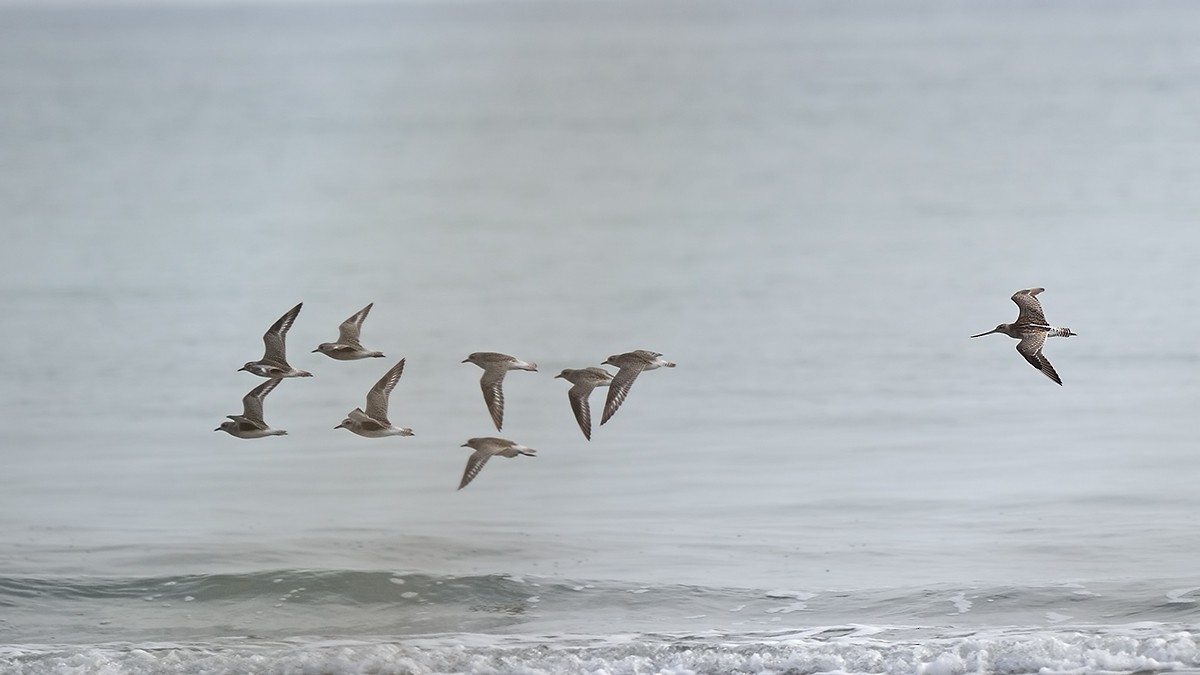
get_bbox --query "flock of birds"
[216,287,1072,487]
[214,302,676,489]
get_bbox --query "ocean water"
[2,1,1199,673]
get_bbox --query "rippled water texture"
[1,1,1198,672]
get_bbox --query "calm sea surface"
[1,1,1199,672]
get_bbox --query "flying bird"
[334,359,414,437]
[554,367,614,440]
[457,437,536,490]
[215,378,287,438]
[971,287,1076,385]
[600,350,675,425]
[462,352,538,431]
[239,302,312,378]
[313,302,385,360]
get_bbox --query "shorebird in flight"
[971,287,1076,385]
[335,359,413,437]
[313,302,385,360]
[215,378,287,438]
[554,367,614,440]
[600,350,675,425]
[457,437,536,490]
[239,302,312,378]
[462,352,538,431]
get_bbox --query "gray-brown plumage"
[313,302,385,360]
[462,352,537,431]
[239,302,312,378]
[600,350,675,425]
[554,367,614,440]
[457,437,536,490]
[971,287,1076,385]
[335,359,413,437]
[215,378,287,438]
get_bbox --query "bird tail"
[1050,327,1076,338]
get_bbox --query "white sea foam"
[948,592,972,614]
[1167,588,1200,604]
[3,627,1197,675]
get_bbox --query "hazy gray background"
[1,0,1198,621]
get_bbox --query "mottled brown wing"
[241,377,282,425]
[601,364,646,425]
[336,303,372,347]
[458,450,493,490]
[567,384,595,440]
[262,302,302,365]
[1010,288,1048,329]
[365,359,405,424]
[480,370,507,431]
[1016,332,1062,385]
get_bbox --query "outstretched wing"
[241,377,282,425]
[262,302,303,365]
[458,450,493,490]
[365,359,405,424]
[567,383,595,440]
[1015,332,1062,385]
[480,370,507,431]
[336,302,372,347]
[601,364,646,425]
[1010,288,1048,329]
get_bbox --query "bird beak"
[213,427,221,432]
[460,443,469,448]
[461,358,469,363]
[969,329,998,338]
[311,348,319,353]
[554,373,562,379]
[236,366,247,372]
[334,423,344,430]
